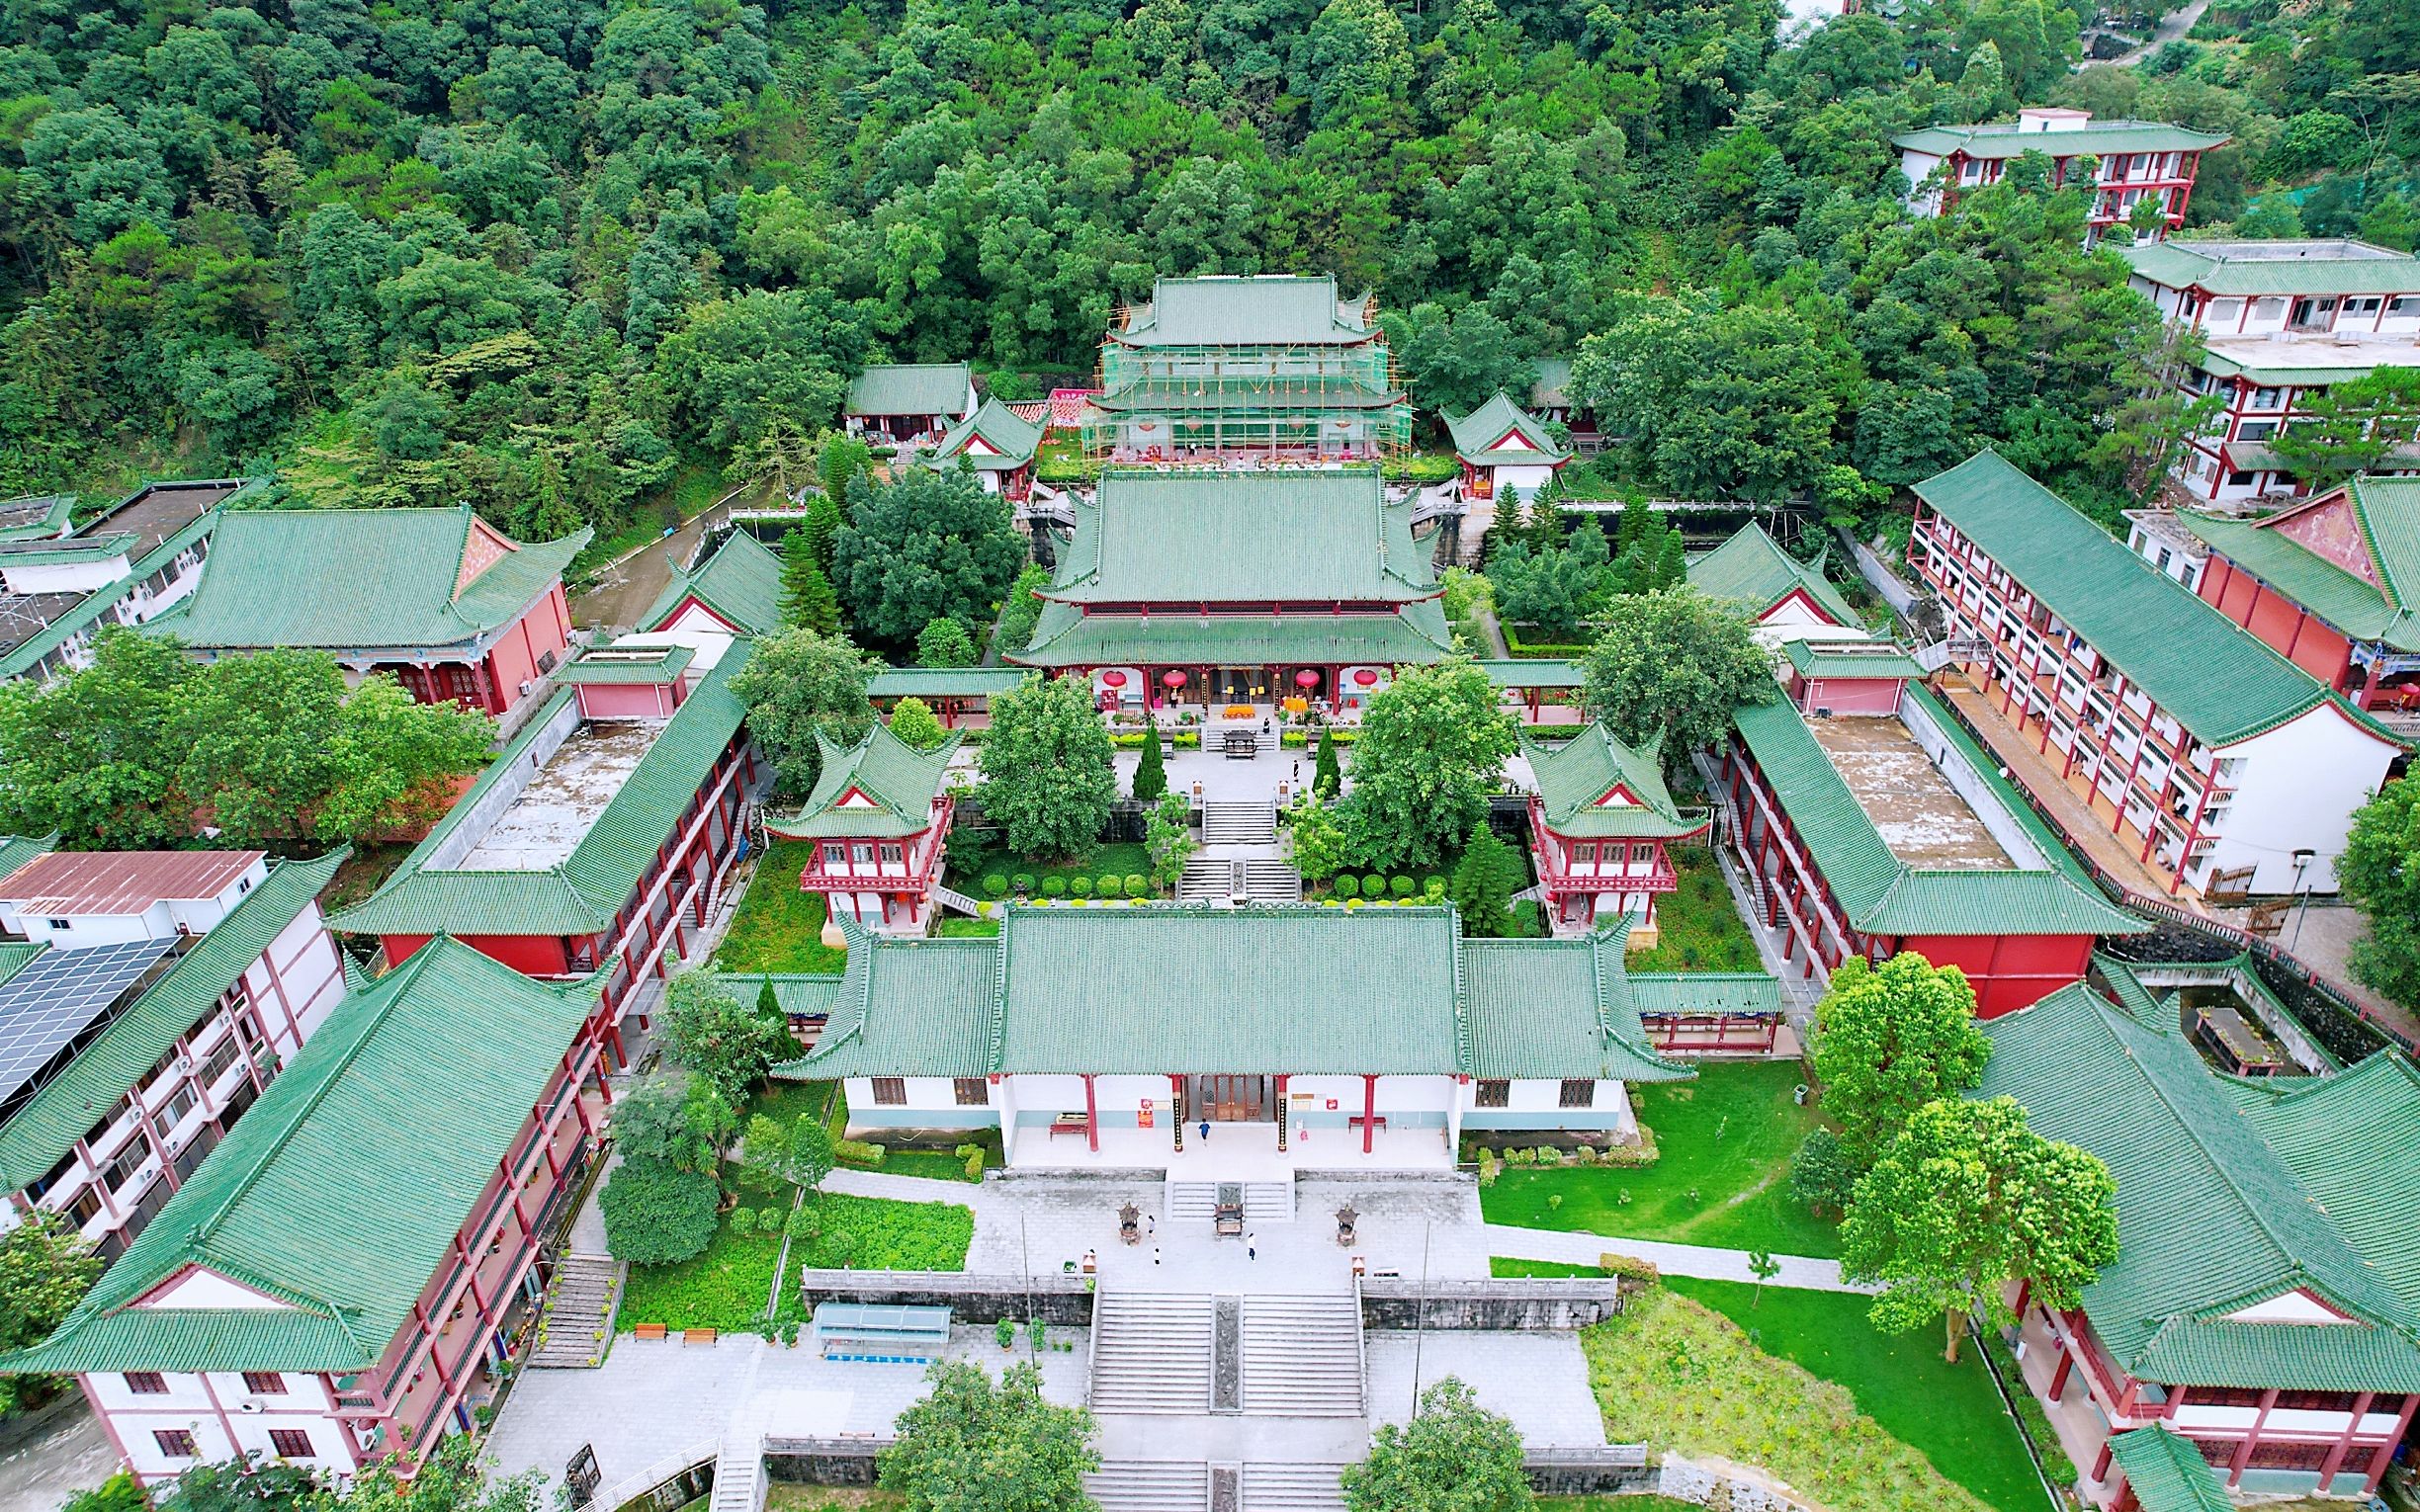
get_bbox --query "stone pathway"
[0,1399,115,1512]
[1483,1221,1866,1294]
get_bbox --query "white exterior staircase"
[1088,1292,1216,1413]
[1085,1461,1211,1512]
[1240,1295,1365,1417]
[1201,801,1277,845]
[1241,1465,1349,1512]
[1166,1181,1294,1226]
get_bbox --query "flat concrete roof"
[452,722,658,872]
[0,592,86,657]
[83,480,240,557]
[1807,714,2014,871]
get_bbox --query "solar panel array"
[0,938,180,1106]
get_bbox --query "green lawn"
[874,1130,1002,1182]
[1537,1500,1698,1512]
[619,1161,794,1333]
[713,842,847,974]
[1627,846,1761,972]
[1479,1061,1838,1257]
[1490,1257,1599,1278]
[1667,1279,2050,1512]
[1584,1286,2015,1512]
[791,1192,973,1270]
[932,917,1000,937]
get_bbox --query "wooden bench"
[1048,1112,1092,1140]
[682,1327,718,1345]
[1347,1115,1388,1133]
[634,1323,667,1341]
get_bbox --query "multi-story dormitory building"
[1893,109,2228,241]
[1909,453,2403,897]
[0,849,351,1260]
[2119,237,2420,505]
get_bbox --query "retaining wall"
[1358,1277,1633,1330]
[791,1269,1095,1326]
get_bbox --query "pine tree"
[1449,821,1520,938]
[780,529,841,633]
[1132,713,1168,801]
[1313,727,1342,799]
[802,489,843,569]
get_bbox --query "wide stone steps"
[1240,1296,1364,1417]
[1086,1461,1210,1512]
[528,1254,624,1369]
[1177,857,1236,901]
[1166,1182,1294,1225]
[1239,860,1301,902]
[1241,1465,1349,1512]
[1089,1292,1216,1414]
[1201,801,1277,845]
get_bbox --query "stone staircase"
[930,882,986,918]
[1239,859,1301,901]
[707,1432,764,1512]
[1240,1295,1365,1417]
[1201,801,1277,845]
[528,1254,625,1369]
[1089,1292,1216,1414]
[1178,856,1237,902]
[1241,1465,1349,1512]
[1086,1461,1210,1512]
[1167,1181,1295,1226]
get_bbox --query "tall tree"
[830,467,1027,651]
[1131,714,1168,801]
[1313,728,1342,800]
[879,1361,1098,1512]
[915,618,977,668]
[1580,590,1774,780]
[2339,776,2420,1010]
[887,697,948,751]
[979,673,1118,861]
[0,1210,101,1417]
[1448,821,1521,939]
[2265,368,2420,493]
[728,627,877,797]
[1343,657,1519,871]
[1843,1097,2118,1362]
[1811,953,1992,1167]
[1342,1378,1531,1512]
[657,970,794,1105]
[781,530,842,634]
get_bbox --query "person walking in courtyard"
[1199,1118,1211,1142]
[1153,1246,1163,1267]
[1247,1231,1257,1261]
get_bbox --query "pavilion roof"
[777,905,1699,1083]
[1685,521,1860,628]
[1113,276,1375,348]
[766,723,960,840]
[1521,723,1700,840]
[1782,639,1927,683]
[1013,601,1456,670]
[146,507,588,653]
[1043,469,1435,607]
[845,364,972,418]
[1980,977,2420,1390]
[2178,477,2420,651]
[1892,119,2227,159]
[2106,1427,2232,1512]
[924,397,1043,471]
[1914,453,2396,749]
[640,529,785,637]
[0,937,600,1377]
[1443,392,1569,466]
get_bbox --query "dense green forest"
[0,0,2412,537]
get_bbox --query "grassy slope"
[1667,1278,2049,1512]
[1626,845,1761,972]
[1481,1061,1838,1257]
[713,841,847,974]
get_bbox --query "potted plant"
[995,1317,1017,1351]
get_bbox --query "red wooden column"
[2363,1395,2420,1491]
[1361,1075,1377,1154]
[2226,1387,2280,1485]
[2316,1391,2376,1487]
[1273,1075,1289,1151]
[1169,1074,1184,1152]
[1082,1074,1099,1153]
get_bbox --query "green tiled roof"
[0,941,44,987]
[1016,600,1455,669]
[845,364,972,418]
[0,937,601,1376]
[0,533,134,566]
[1628,973,1784,1017]
[1893,120,2227,159]
[640,530,785,637]
[777,905,1712,1083]
[720,973,845,1021]
[1782,639,1927,682]
[1443,393,1569,466]
[146,508,587,651]
[2107,1426,2231,1512]
[925,398,1042,471]
[558,643,697,683]
[0,851,348,1193]
[1523,723,1701,840]
[2122,239,2420,297]
[0,834,54,883]
[1116,277,1373,347]
[2200,349,2402,386]
[1730,689,2144,939]
[331,645,751,938]
[1914,453,2373,748]
[1046,469,1435,607]
[1686,523,1859,628]
[1088,378,1405,411]
[767,724,959,840]
[868,667,1033,699]
[2179,506,2420,651]
[1980,981,2420,1391]
[0,511,219,679]
[1477,659,1584,688]
[0,494,74,541]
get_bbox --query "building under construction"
[1081,275,1415,462]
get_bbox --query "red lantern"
[1163,670,1188,688]
[1353,668,1380,687]
[1100,670,1127,688]
[1294,669,1321,688]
